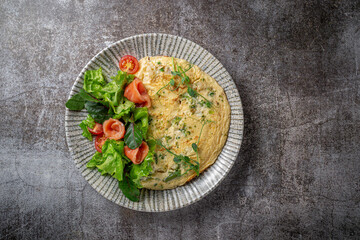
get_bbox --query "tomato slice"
[95,133,108,153]
[119,55,139,74]
[88,123,103,135]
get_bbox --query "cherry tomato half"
[88,123,103,135]
[95,134,108,153]
[119,55,139,74]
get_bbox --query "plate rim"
[65,33,244,212]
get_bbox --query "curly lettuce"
[83,68,107,99]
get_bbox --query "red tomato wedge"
[119,55,139,74]
[124,78,151,107]
[88,123,103,135]
[124,141,149,165]
[103,118,125,140]
[95,134,108,153]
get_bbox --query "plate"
[65,33,244,212]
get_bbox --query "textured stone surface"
[1,0,360,239]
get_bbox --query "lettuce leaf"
[83,68,107,99]
[101,71,128,110]
[82,114,96,129]
[129,139,156,188]
[79,122,92,141]
[96,140,126,181]
[113,99,135,119]
[86,152,103,168]
[134,107,149,139]
[78,115,96,141]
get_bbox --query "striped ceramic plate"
[65,33,243,212]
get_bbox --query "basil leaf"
[84,101,112,124]
[118,176,140,202]
[65,93,85,110]
[192,143,198,153]
[187,87,197,97]
[124,123,143,149]
[79,122,92,141]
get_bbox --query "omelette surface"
[134,56,230,190]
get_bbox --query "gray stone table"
[1,0,359,239]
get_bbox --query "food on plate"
[124,79,151,107]
[103,118,125,140]
[66,55,230,201]
[119,55,140,74]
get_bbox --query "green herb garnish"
[154,138,199,177]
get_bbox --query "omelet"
[134,56,230,190]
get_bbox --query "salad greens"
[79,122,92,141]
[66,62,207,201]
[79,115,96,141]
[124,123,143,149]
[66,67,153,202]
[83,68,107,99]
[65,93,85,110]
[97,140,126,181]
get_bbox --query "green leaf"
[118,176,140,202]
[113,99,135,119]
[187,87,197,97]
[171,71,181,76]
[65,93,85,110]
[84,101,112,124]
[102,71,128,109]
[163,169,181,182]
[124,123,143,149]
[101,71,135,114]
[134,107,149,138]
[192,143,198,153]
[86,152,104,168]
[79,89,101,103]
[97,140,126,181]
[159,68,164,72]
[173,156,181,163]
[79,122,92,141]
[130,151,155,188]
[83,68,106,99]
[170,79,175,86]
[82,114,96,129]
